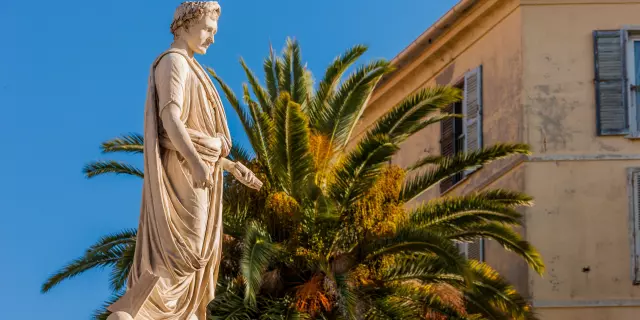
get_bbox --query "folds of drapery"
[108,49,232,320]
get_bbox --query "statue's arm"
[156,54,215,188]
[219,158,262,190]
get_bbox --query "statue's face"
[182,15,218,55]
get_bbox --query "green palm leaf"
[242,83,275,177]
[229,142,253,164]
[365,86,462,141]
[279,40,294,97]
[264,43,280,105]
[207,67,255,142]
[464,261,539,320]
[42,229,136,293]
[84,228,136,252]
[401,143,531,202]
[328,134,398,210]
[271,93,314,197]
[92,291,124,320]
[110,241,135,292]
[409,196,524,230]
[83,160,143,179]
[42,244,127,293]
[241,58,273,115]
[209,287,257,320]
[101,133,144,154]
[241,221,279,307]
[362,226,470,282]
[308,45,368,125]
[474,189,534,207]
[319,60,392,151]
[447,223,544,274]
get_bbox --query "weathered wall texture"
[521,1,640,317]
[353,0,533,294]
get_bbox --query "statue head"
[170,1,221,55]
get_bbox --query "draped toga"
[108,48,231,320]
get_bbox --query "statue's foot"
[106,311,134,320]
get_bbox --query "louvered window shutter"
[594,30,629,135]
[463,66,483,178]
[456,242,484,262]
[630,169,640,284]
[440,104,456,193]
[464,66,482,154]
[462,66,484,261]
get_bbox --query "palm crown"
[42,39,543,320]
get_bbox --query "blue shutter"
[594,30,629,135]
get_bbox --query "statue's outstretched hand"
[221,159,262,190]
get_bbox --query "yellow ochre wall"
[354,0,640,318]
[354,0,532,296]
[521,1,640,319]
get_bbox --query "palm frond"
[42,245,126,293]
[242,83,275,178]
[327,134,398,211]
[209,287,257,320]
[241,221,279,307]
[207,67,255,143]
[401,143,531,202]
[409,196,524,230]
[407,113,462,136]
[101,133,144,154]
[333,272,359,320]
[319,59,392,151]
[264,43,280,104]
[447,223,544,274]
[464,261,539,320]
[379,254,455,283]
[229,141,253,164]
[474,189,534,207]
[241,58,273,115]
[383,282,470,320]
[84,229,137,254]
[279,39,294,96]
[365,86,462,142]
[83,160,143,179]
[288,38,308,105]
[92,291,124,320]
[308,45,368,126]
[361,226,470,282]
[271,93,314,197]
[109,241,135,292]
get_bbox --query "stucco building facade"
[353,0,640,319]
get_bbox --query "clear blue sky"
[0,0,457,318]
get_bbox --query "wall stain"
[435,63,455,85]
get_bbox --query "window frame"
[439,80,466,194]
[628,168,640,285]
[626,34,640,137]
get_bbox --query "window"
[628,168,640,284]
[440,83,465,192]
[457,241,484,262]
[440,66,484,261]
[440,66,483,193]
[594,29,640,136]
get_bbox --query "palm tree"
[42,39,543,320]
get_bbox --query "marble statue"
[106,2,262,319]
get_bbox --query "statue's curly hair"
[170,1,221,38]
